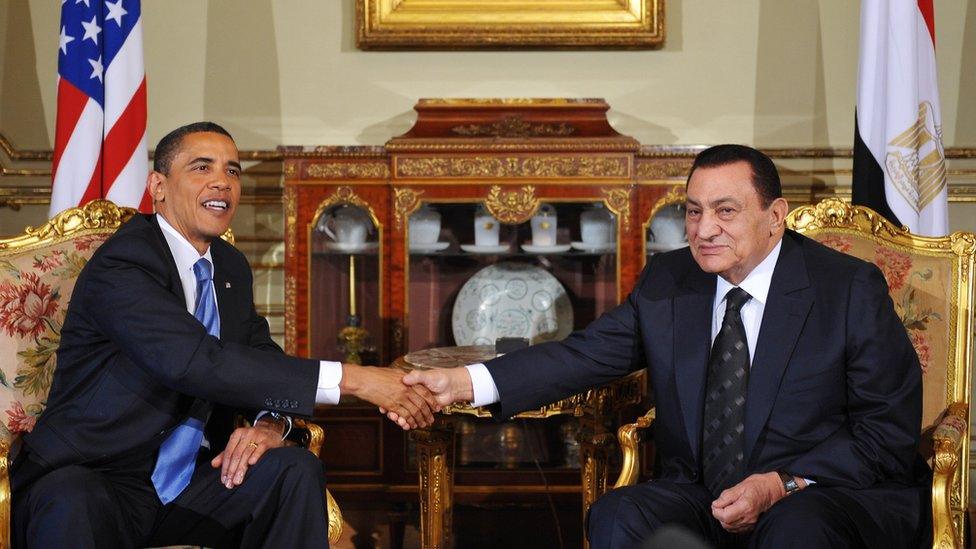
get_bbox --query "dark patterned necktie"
[702,287,752,495]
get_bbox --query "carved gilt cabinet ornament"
[485,185,539,224]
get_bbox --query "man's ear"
[147,171,165,203]
[769,197,789,234]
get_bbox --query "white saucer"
[521,243,572,254]
[571,241,615,254]
[324,241,379,253]
[646,241,688,253]
[410,241,450,253]
[460,243,510,254]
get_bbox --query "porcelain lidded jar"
[473,204,500,247]
[649,204,687,246]
[409,204,441,246]
[579,203,615,245]
[530,204,557,247]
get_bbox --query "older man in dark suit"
[12,122,437,548]
[396,145,929,548]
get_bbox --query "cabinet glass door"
[309,204,383,365]
[405,201,619,353]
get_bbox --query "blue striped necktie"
[151,257,220,504]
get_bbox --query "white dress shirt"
[156,214,342,406]
[711,239,781,361]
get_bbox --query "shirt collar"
[156,213,214,276]
[714,238,783,308]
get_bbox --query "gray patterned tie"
[702,287,752,495]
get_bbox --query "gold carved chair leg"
[411,422,454,549]
[579,426,614,549]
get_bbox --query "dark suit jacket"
[487,230,924,491]
[22,214,319,471]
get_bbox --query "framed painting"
[356,0,665,50]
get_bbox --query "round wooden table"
[392,345,646,549]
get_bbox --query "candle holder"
[337,315,371,365]
[337,255,373,364]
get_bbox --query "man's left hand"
[711,472,789,533]
[211,421,287,489]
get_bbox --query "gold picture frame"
[356,0,665,50]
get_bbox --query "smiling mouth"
[201,199,229,212]
[697,244,727,254]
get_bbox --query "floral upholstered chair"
[0,200,342,546]
[612,198,974,549]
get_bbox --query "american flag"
[50,0,150,217]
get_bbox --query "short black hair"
[686,144,782,208]
[153,121,234,175]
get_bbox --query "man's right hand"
[381,368,474,427]
[339,364,439,430]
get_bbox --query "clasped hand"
[381,367,473,428]
[341,364,442,430]
[711,472,791,533]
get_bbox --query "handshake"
[341,364,475,430]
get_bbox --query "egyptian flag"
[853,0,948,236]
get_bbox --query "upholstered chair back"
[0,201,136,457]
[786,198,975,546]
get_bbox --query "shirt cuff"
[465,363,500,408]
[315,360,342,405]
[253,410,293,440]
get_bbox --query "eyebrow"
[187,157,243,171]
[686,196,742,208]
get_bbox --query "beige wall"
[2,0,974,150]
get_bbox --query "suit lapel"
[210,241,245,343]
[743,233,813,462]
[673,266,715,463]
[147,214,187,306]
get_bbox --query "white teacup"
[531,204,557,247]
[474,214,500,247]
[409,205,441,245]
[318,206,370,245]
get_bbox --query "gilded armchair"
[0,200,342,546]
[612,198,974,549]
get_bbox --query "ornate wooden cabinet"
[283,99,686,545]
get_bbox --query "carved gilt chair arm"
[931,401,968,549]
[0,439,10,549]
[613,408,656,489]
[291,418,324,458]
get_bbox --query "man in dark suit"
[396,145,928,547]
[12,122,437,548]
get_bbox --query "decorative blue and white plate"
[451,262,574,346]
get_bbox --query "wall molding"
[4,132,976,206]
[0,132,284,176]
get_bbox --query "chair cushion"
[0,233,111,444]
[813,232,952,428]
